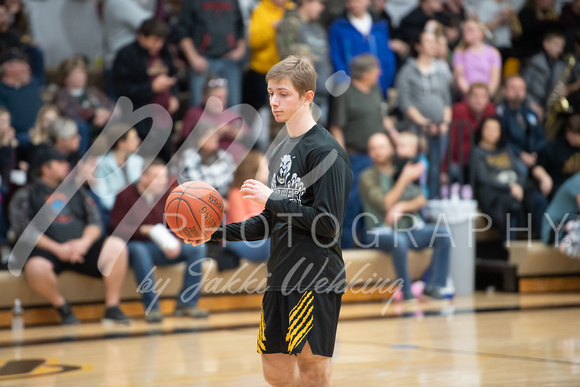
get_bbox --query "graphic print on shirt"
[271,154,306,204]
[46,193,74,224]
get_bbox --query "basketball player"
[188,56,353,386]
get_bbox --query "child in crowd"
[453,20,502,97]
[395,131,429,198]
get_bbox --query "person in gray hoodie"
[395,29,452,199]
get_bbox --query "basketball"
[164,181,224,241]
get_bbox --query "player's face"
[267,79,308,123]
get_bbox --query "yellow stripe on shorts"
[286,291,314,353]
[257,304,266,353]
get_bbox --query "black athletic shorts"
[257,291,342,357]
[28,237,107,278]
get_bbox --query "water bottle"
[11,298,23,331]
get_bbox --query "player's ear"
[304,90,314,105]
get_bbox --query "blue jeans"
[189,58,242,108]
[366,224,451,298]
[225,239,270,262]
[342,153,373,249]
[427,133,449,199]
[128,241,207,311]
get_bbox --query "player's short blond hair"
[266,55,316,97]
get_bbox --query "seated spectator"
[395,131,429,197]
[523,30,567,120]
[453,20,502,97]
[359,132,451,301]
[395,29,452,198]
[0,47,43,147]
[277,0,331,125]
[329,53,396,248]
[244,0,292,113]
[0,107,17,195]
[0,107,16,248]
[109,159,208,323]
[113,18,178,162]
[93,126,143,213]
[47,118,82,168]
[398,0,458,46]
[53,56,114,139]
[533,114,580,198]
[474,0,521,61]
[328,0,396,97]
[179,121,235,206]
[181,75,251,162]
[8,147,130,325]
[516,0,560,60]
[224,150,270,262]
[496,75,546,175]
[470,117,525,241]
[542,173,580,247]
[19,105,60,176]
[445,83,495,185]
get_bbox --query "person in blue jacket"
[328,0,396,97]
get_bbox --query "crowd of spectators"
[1,0,580,321]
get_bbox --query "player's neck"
[285,106,317,138]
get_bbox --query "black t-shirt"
[537,137,580,195]
[213,124,353,292]
[28,182,98,243]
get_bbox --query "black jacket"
[112,41,178,109]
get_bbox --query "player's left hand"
[240,179,273,207]
[184,234,211,246]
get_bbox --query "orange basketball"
[164,181,224,241]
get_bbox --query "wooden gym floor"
[0,292,579,386]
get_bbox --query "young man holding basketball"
[189,56,353,386]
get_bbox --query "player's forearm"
[212,211,272,242]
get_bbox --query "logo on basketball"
[164,181,224,240]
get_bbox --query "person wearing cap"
[0,47,43,147]
[8,147,131,325]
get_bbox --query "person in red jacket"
[443,82,496,185]
[109,159,208,323]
